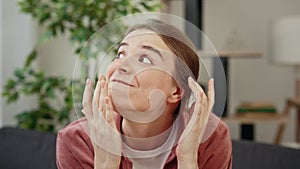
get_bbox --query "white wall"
[203,0,300,143]
[1,0,37,126]
[0,0,3,126]
[0,0,76,127]
[37,33,77,78]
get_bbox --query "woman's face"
[106,29,180,120]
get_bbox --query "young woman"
[56,19,232,169]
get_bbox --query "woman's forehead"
[124,29,157,39]
[121,29,171,51]
[123,30,161,43]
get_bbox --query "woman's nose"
[116,56,132,74]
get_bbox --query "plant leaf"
[24,50,37,68]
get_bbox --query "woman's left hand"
[176,77,215,169]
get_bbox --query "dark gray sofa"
[1,127,300,169]
[0,127,57,169]
[232,139,300,169]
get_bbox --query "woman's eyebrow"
[118,42,128,49]
[117,42,163,60]
[142,45,163,60]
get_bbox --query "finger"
[188,78,210,138]
[207,78,215,111]
[92,74,106,120]
[99,79,107,118]
[189,78,212,115]
[98,74,105,105]
[188,77,199,100]
[200,95,209,120]
[188,78,204,117]
[195,80,207,102]
[95,74,105,107]
[105,97,117,128]
[188,77,206,102]
[98,74,105,81]
[82,79,93,120]
[197,87,210,140]
[188,78,201,116]
[198,100,210,141]
[92,80,101,120]
[179,106,198,143]
[197,81,209,121]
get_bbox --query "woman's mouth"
[111,79,135,87]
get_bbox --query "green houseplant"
[2,0,161,133]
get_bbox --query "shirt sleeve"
[198,118,233,169]
[56,119,94,169]
[56,132,83,169]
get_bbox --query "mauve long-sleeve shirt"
[56,113,232,169]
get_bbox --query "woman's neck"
[121,111,174,150]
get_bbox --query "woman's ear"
[167,87,184,103]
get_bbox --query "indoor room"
[1,0,300,168]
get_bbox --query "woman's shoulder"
[202,113,230,142]
[196,113,232,168]
[57,117,91,144]
[200,113,232,154]
[56,118,94,169]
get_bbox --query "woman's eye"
[116,52,125,59]
[139,55,153,64]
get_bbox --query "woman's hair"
[124,19,200,80]
[124,19,200,115]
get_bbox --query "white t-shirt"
[122,120,180,169]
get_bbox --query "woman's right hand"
[82,75,121,169]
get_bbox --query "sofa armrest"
[0,127,57,169]
[232,140,300,169]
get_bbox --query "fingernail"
[99,74,104,81]
[100,80,105,88]
[200,91,204,97]
[86,79,89,85]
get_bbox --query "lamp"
[271,16,300,98]
[271,16,300,144]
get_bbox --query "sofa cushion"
[232,140,300,169]
[0,127,57,169]
[2,127,300,169]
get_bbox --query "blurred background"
[1,0,300,148]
